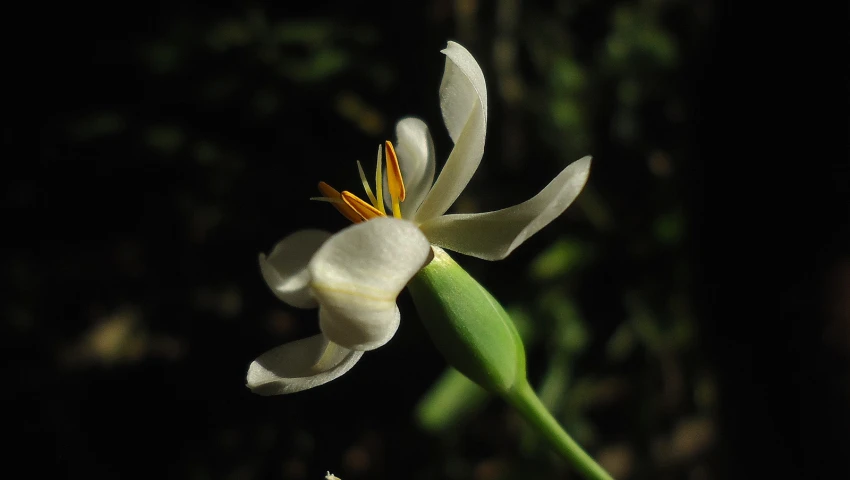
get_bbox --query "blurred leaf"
[606,36,630,66]
[207,19,254,51]
[550,99,583,131]
[252,89,279,115]
[617,79,641,107]
[669,314,694,350]
[278,49,349,82]
[625,292,665,353]
[69,112,126,140]
[575,186,615,232]
[604,6,678,74]
[550,57,586,93]
[142,42,185,75]
[505,305,536,344]
[272,21,335,45]
[653,210,684,246]
[146,125,184,155]
[202,75,242,100]
[612,108,639,142]
[637,28,677,68]
[695,374,718,411]
[566,377,598,412]
[668,293,695,349]
[529,237,592,281]
[543,55,591,154]
[415,368,489,433]
[605,321,636,362]
[538,350,571,410]
[540,292,589,354]
[193,140,219,165]
[335,92,385,135]
[570,416,599,446]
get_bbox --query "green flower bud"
[407,247,527,394]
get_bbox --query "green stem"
[505,379,615,480]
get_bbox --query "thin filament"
[356,160,378,206]
[374,145,386,215]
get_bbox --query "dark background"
[4,1,848,479]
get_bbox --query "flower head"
[247,41,591,395]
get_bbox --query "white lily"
[247,41,591,395]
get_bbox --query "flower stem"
[505,379,615,480]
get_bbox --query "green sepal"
[407,247,527,394]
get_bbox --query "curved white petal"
[259,230,332,308]
[419,156,592,261]
[319,303,400,352]
[247,334,363,395]
[439,41,488,142]
[385,117,435,218]
[308,217,432,350]
[413,41,488,223]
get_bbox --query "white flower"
[247,41,591,395]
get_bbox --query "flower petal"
[439,41,488,143]
[247,334,363,395]
[319,303,400,352]
[418,156,592,260]
[384,117,436,218]
[259,229,332,308]
[413,41,488,223]
[308,217,432,350]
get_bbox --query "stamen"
[374,145,387,215]
[318,181,363,223]
[314,143,408,224]
[341,191,384,221]
[384,140,405,218]
[385,141,406,201]
[356,160,378,206]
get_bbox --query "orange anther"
[341,191,384,221]
[384,141,406,202]
[318,181,363,223]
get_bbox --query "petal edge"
[259,229,332,308]
[414,42,488,222]
[247,334,363,395]
[419,156,592,260]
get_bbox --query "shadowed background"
[5,1,848,479]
